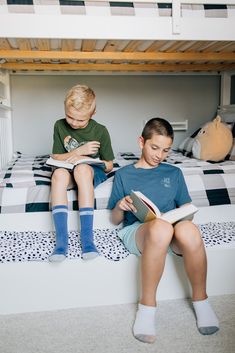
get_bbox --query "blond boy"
[49,84,114,262]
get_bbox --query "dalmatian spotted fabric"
[0,228,129,263]
[0,222,234,263]
[198,222,235,247]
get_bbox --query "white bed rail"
[0,0,235,40]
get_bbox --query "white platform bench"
[0,205,235,315]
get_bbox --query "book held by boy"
[46,156,105,170]
[130,190,198,224]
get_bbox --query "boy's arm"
[52,141,101,161]
[108,169,135,224]
[99,127,115,172]
[102,160,113,173]
[52,150,113,173]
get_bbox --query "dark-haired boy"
[108,118,219,344]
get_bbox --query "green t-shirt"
[52,118,114,161]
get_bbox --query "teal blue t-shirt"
[108,163,191,226]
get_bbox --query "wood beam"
[1,50,235,62]
[1,62,235,72]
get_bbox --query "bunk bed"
[0,0,235,315]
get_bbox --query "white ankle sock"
[133,303,157,344]
[193,298,219,335]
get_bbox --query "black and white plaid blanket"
[0,151,235,213]
[0,151,136,213]
[167,151,235,207]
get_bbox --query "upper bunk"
[0,0,235,73]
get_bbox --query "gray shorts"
[118,221,142,256]
[118,221,181,257]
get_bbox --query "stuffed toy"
[192,116,233,162]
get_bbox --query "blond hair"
[64,84,96,113]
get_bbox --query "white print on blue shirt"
[161,177,171,188]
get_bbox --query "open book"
[130,190,198,224]
[46,156,105,170]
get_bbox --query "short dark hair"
[142,117,174,141]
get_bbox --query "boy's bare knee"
[52,168,70,185]
[147,219,174,247]
[174,221,203,251]
[74,164,93,180]
[174,220,197,236]
[152,219,174,235]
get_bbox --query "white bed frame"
[0,205,235,315]
[1,1,235,169]
[1,0,235,41]
[1,0,235,169]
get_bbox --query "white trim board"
[1,14,235,41]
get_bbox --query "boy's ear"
[138,136,145,149]
[91,108,96,117]
[90,101,96,117]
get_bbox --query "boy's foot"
[49,248,67,262]
[82,242,99,261]
[193,298,219,335]
[82,251,99,261]
[133,303,157,344]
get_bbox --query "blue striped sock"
[49,205,68,262]
[80,207,98,260]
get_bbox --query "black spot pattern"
[0,228,130,263]
[198,222,235,247]
[0,222,234,263]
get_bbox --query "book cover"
[46,157,105,170]
[130,190,198,224]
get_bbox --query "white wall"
[10,74,220,155]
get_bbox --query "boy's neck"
[135,159,160,169]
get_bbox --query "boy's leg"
[172,221,219,335]
[49,205,68,262]
[133,219,174,343]
[73,164,100,260]
[49,168,71,262]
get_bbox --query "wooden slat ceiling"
[0,38,235,72]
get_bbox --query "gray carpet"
[0,294,234,353]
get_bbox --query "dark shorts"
[91,165,107,188]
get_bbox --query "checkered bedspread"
[0,151,235,213]
[0,151,137,213]
[167,151,235,206]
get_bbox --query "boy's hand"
[111,195,137,226]
[118,196,137,213]
[77,141,100,156]
[65,155,91,164]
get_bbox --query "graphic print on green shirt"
[52,118,114,161]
